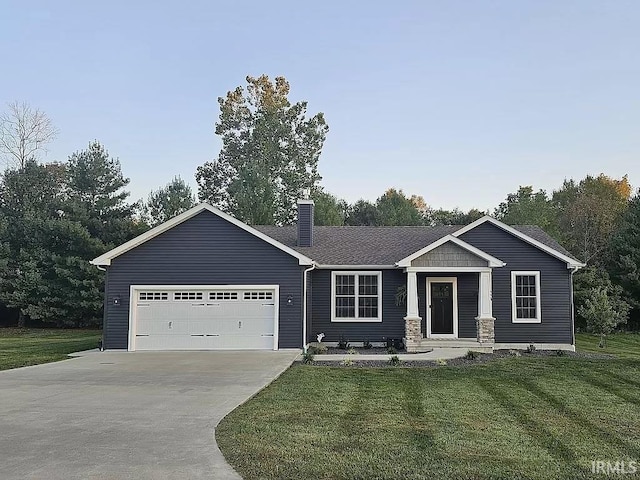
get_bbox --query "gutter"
[314,264,397,269]
[302,263,316,353]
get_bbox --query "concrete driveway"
[0,350,298,480]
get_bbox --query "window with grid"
[209,292,238,301]
[139,292,168,301]
[243,291,273,301]
[174,292,203,301]
[332,272,382,322]
[511,271,541,322]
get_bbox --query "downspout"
[93,263,107,351]
[302,263,316,353]
[570,266,580,347]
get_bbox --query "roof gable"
[396,235,505,268]
[452,216,585,269]
[90,204,314,266]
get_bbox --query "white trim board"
[452,216,585,269]
[127,284,280,351]
[396,235,505,268]
[426,277,458,339]
[91,203,314,266]
[405,266,492,273]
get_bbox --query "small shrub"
[508,349,522,357]
[525,344,537,354]
[363,339,373,350]
[338,336,349,350]
[465,350,479,360]
[341,357,354,366]
[435,358,447,366]
[555,349,567,357]
[388,355,401,366]
[302,351,315,364]
[308,344,327,354]
[347,347,358,355]
[387,346,397,354]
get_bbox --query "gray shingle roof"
[253,224,579,266]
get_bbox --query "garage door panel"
[188,304,222,335]
[132,287,277,350]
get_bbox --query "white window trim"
[511,271,542,323]
[331,271,383,323]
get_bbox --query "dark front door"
[430,282,454,335]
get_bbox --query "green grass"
[217,349,640,479]
[576,332,640,359]
[0,328,102,371]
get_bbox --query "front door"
[427,278,458,338]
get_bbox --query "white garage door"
[130,286,278,351]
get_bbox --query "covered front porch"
[396,235,505,353]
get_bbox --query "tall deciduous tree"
[0,101,58,168]
[146,176,196,226]
[553,174,631,265]
[494,186,559,237]
[376,189,423,226]
[311,190,345,226]
[345,199,380,226]
[66,141,144,246]
[425,207,486,226]
[196,75,329,225]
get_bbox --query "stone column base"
[404,316,422,352]
[476,316,495,344]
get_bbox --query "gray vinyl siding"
[103,211,304,349]
[417,273,478,339]
[309,269,406,343]
[460,222,573,344]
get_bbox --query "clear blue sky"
[1,0,638,211]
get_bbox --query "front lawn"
[0,328,102,371]
[217,354,640,479]
[576,332,640,359]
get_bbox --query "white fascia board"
[395,235,506,268]
[452,216,586,269]
[315,264,397,269]
[90,203,314,266]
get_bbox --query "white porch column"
[404,269,422,352]
[476,270,495,345]
[405,270,420,320]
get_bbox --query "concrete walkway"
[313,348,467,361]
[0,350,298,480]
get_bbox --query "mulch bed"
[300,349,615,368]
[324,347,407,355]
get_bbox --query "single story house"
[91,201,584,352]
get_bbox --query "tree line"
[0,76,638,337]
